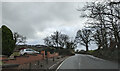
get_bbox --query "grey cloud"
[2,2,86,47]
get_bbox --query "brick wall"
[3,54,44,65]
[2,51,59,70]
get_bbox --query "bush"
[56,49,75,55]
[2,25,15,56]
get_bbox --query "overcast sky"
[1,2,97,50]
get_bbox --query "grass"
[0,61,3,65]
[87,50,95,54]
[78,48,119,63]
[10,52,20,57]
[89,48,119,62]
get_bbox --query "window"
[26,49,32,51]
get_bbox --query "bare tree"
[44,37,53,46]
[59,34,69,48]
[79,1,120,49]
[14,32,20,44]
[75,29,92,51]
[44,31,71,48]
[107,1,120,48]
[51,31,61,47]
[66,40,77,49]
[14,32,26,45]
[93,28,103,50]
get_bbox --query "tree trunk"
[116,33,120,49]
[98,45,101,50]
[86,45,89,52]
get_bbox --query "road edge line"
[49,63,57,69]
[55,56,71,71]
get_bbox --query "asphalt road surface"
[58,54,119,69]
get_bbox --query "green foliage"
[2,25,15,56]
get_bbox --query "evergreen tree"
[2,25,15,56]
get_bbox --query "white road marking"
[49,59,64,69]
[79,63,81,69]
[49,63,57,69]
[56,57,72,71]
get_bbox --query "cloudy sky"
[1,2,97,50]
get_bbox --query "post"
[53,57,55,62]
[37,60,40,65]
[29,62,31,71]
[41,51,45,59]
[46,56,48,64]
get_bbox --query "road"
[57,54,119,70]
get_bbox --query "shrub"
[56,49,75,55]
